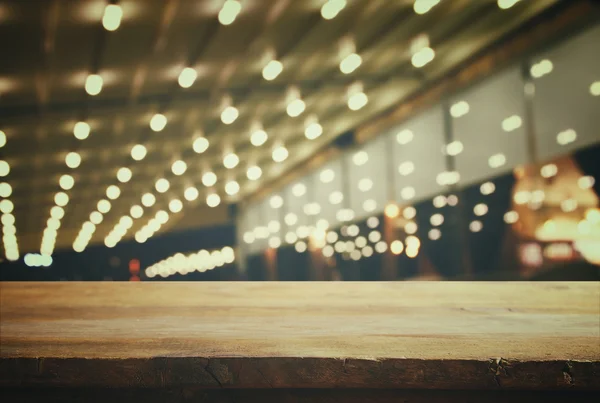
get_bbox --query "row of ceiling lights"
[145,246,235,278]
[0,130,19,260]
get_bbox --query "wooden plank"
[1,282,599,389]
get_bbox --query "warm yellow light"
[353,151,368,166]
[390,240,404,255]
[155,210,169,224]
[363,199,377,213]
[540,163,558,178]
[473,203,488,216]
[556,129,577,146]
[450,101,469,118]
[202,172,217,187]
[184,187,199,201]
[375,241,388,253]
[414,0,440,14]
[54,192,69,207]
[178,67,197,88]
[578,176,595,190]
[401,186,416,200]
[340,53,362,74]
[247,166,262,181]
[90,211,103,224]
[262,60,283,81]
[469,220,483,232]
[284,213,298,226]
[396,129,414,145]
[385,204,399,218]
[348,91,367,111]
[295,241,307,253]
[286,98,305,117]
[269,237,281,249]
[590,81,600,96]
[329,191,343,205]
[116,167,132,183]
[58,174,74,190]
[586,208,600,224]
[225,180,240,196]
[272,145,289,162]
[270,195,283,209]
[0,130,6,148]
[411,47,435,68]
[169,199,183,213]
[223,153,239,169]
[106,185,120,200]
[498,0,520,9]
[97,199,111,213]
[502,115,522,132]
[73,121,90,140]
[171,160,187,176]
[488,153,506,168]
[321,0,346,20]
[530,59,553,78]
[504,210,519,224]
[206,193,221,207]
[131,144,147,161]
[102,4,123,31]
[65,152,81,169]
[150,113,167,132]
[403,206,417,219]
[193,136,209,153]
[445,140,464,156]
[430,213,444,226]
[142,193,156,207]
[130,205,143,218]
[221,105,239,124]
[398,161,415,176]
[304,119,323,140]
[50,206,64,220]
[155,178,170,193]
[85,74,103,95]
[218,0,242,25]
[0,199,14,213]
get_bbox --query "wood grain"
[1,282,599,389]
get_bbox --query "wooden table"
[1,282,599,402]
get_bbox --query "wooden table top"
[1,282,599,390]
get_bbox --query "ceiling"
[0,0,562,255]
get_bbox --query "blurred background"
[0,0,598,282]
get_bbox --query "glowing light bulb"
[247,166,262,180]
[396,129,414,145]
[385,204,399,218]
[0,130,5,148]
[117,167,132,183]
[498,0,520,9]
[398,161,415,176]
[225,180,240,196]
[250,127,268,146]
[401,186,416,200]
[473,203,488,216]
[414,0,440,14]
[202,172,217,187]
[340,53,362,74]
[504,211,519,224]
[320,169,335,183]
[0,199,14,213]
[348,90,368,111]
[178,67,197,88]
[590,81,600,96]
[411,47,435,68]
[130,205,143,218]
[221,105,239,125]
[169,199,183,213]
[149,113,167,132]
[269,237,281,249]
[141,193,156,207]
[218,0,242,25]
[59,174,74,190]
[556,129,577,146]
[193,136,209,153]
[530,59,553,78]
[270,195,283,209]
[90,211,103,224]
[329,191,344,205]
[391,240,404,255]
[480,182,495,195]
[540,163,558,178]
[358,178,373,192]
[184,187,199,201]
[353,151,368,166]
[445,141,464,156]
[578,176,595,190]
[450,101,470,118]
[284,213,298,226]
[286,98,305,117]
[430,213,444,226]
[155,178,170,193]
[304,120,323,140]
[50,206,64,220]
[171,160,187,176]
[97,199,111,213]
[102,4,123,31]
[73,121,90,140]
[65,152,81,168]
[223,153,239,169]
[106,185,120,200]
[131,144,147,161]
[321,0,346,20]
[54,192,69,207]
[292,183,306,197]
[85,74,103,95]
[262,60,283,81]
[469,220,483,232]
[272,145,288,162]
[207,193,221,207]
[502,115,522,132]
[488,153,506,168]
